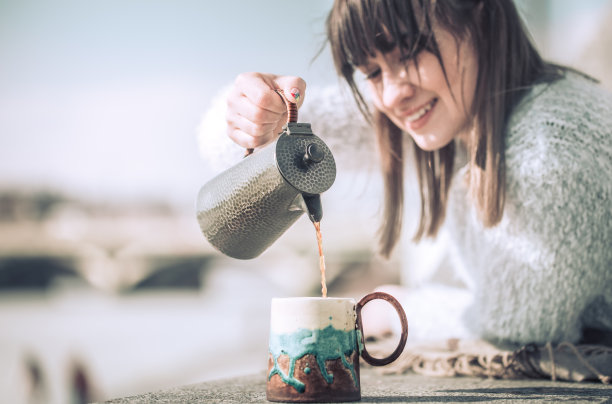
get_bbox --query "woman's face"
[357,28,478,151]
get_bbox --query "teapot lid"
[275,122,336,196]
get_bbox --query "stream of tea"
[313,221,328,298]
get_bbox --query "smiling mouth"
[405,98,437,122]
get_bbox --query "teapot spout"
[302,194,323,223]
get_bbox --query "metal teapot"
[196,100,336,259]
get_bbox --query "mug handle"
[356,291,409,366]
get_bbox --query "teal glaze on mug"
[266,293,408,403]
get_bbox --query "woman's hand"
[226,72,306,149]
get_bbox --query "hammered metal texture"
[197,142,304,259]
[276,123,336,196]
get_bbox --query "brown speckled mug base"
[266,352,361,403]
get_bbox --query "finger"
[227,112,279,140]
[283,87,301,104]
[234,72,286,114]
[228,94,286,125]
[274,76,307,108]
[227,127,275,150]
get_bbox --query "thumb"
[273,76,307,108]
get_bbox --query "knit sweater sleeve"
[455,75,612,345]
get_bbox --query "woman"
[206,0,612,347]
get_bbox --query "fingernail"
[287,87,300,103]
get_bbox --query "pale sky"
[0,0,335,206]
[0,0,608,207]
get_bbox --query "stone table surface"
[102,368,612,403]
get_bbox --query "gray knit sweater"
[198,73,612,345]
[447,73,612,345]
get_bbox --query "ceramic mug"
[266,292,408,402]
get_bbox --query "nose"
[381,69,415,110]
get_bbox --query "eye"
[365,68,382,80]
[357,64,381,81]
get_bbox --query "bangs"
[328,0,434,69]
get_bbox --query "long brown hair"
[326,0,563,257]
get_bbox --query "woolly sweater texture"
[198,73,612,345]
[447,74,612,345]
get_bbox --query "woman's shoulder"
[508,72,612,139]
[504,72,612,178]
[501,72,611,232]
[494,74,611,317]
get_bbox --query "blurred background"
[0,0,610,402]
